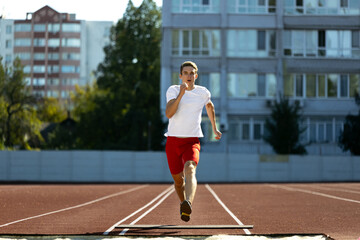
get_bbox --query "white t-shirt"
[165,85,211,137]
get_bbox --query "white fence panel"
[228,154,258,182]
[197,153,228,182]
[322,156,353,181]
[0,151,359,182]
[103,151,134,182]
[72,151,103,182]
[10,151,41,181]
[0,151,10,180]
[40,151,72,181]
[290,156,322,182]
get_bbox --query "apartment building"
[161,0,360,155]
[0,6,112,103]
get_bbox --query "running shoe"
[180,200,192,222]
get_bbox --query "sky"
[0,0,163,23]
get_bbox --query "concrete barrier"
[0,151,359,182]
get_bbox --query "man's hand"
[214,129,222,140]
[165,83,188,119]
[179,82,188,96]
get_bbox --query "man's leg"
[172,172,185,202]
[184,160,197,204]
[184,161,197,204]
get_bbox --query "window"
[62,79,78,86]
[15,24,31,32]
[62,23,81,32]
[340,75,349,97]
[47,91,59,98]
[23,66,31,73]
[48,39,60,47]
[350,74,360,97]
[34,24,46,32]
[254,122,263,140]
[62,53,80,60]
[257,31,266,50]
[198,73,221,98]
[48,79,60,86]
[61,65,80,73]
[5,55,12,64]
[318,30,326,56]
[34,38,46,47]
[33,65,46,73]
[284,30,355,58]
[228,73,276,98]
[6,25,12,34]
[295,74,304,97]
[242,123,250,140]
[25,78,31,86]
[34,53,45,60]
[327,74,337,97]
[15,52,31,60]
[258,74,266,96]
[48,53,59,60]
[6,40,12,48]
[33,78,46,86]
[172,0,220,13]
[318,74,326,97]
[48,24,60,33]
[61,91,71,98]
[228,0,276,13]
[306,74,316,97]
[284,74,294,97]
[284,0,359,15]
[48,65,59,74]
[352,30,360,57]
[285,73,357,98]
[172,29,220,56]
[304,119,343,143]
[33,90,45,98]
[228,118,265,141]
[62,38,81,47]
[228,30,276,57]
[14,38,31,47]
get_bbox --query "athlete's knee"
[184,161,197,176]
[172,174,185,187]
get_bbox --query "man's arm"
[165,83,187,119]
[205,100,222,140]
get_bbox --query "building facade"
[0,6,112,104]
[161,0,360,155]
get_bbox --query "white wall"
[0,151,359,182]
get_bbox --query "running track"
[0,183,359,240]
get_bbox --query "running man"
[165,61,222,222]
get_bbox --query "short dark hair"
[180,61,198,74]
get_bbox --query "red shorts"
[165,136,201,175]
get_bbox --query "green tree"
[338,93,360,155]
[0,58,42,149]
[264,96,307,154]
[73,0,165,150]
[37,97,67,123]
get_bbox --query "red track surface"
[0,183,359,240]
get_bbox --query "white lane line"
[205,184,251,235]
[103,185,173,235]
[119,187,175,235]
[269,184,360,204]
[0,185,148,228]
[305,185,360,195]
